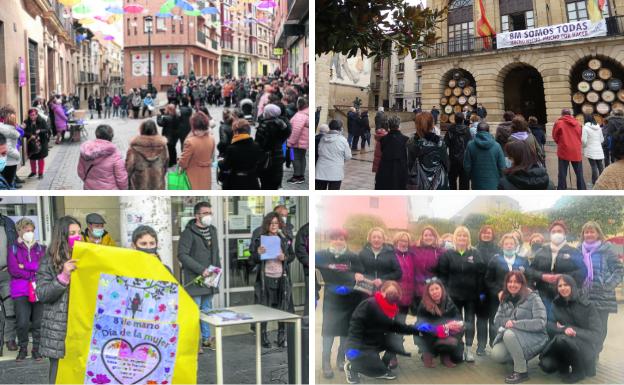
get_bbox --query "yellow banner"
[56,242,199,384]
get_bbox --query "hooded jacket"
[464,131,506,190]
[0,123,21,167]
[508,131,545,163]
[498,164,554,190]
[125,135,169,190]
[552,115,582,161]
[287,108,309,149]
[582,122,605,160]
[605,115,624,138]
[78,139,128,190]
[316,130,351,181]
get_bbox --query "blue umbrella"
[175,0,194,11]
[156,12,173,18]
[105,5,125,14]
[202,6,219,15]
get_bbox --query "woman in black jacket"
[527,220,587,320]
[499,140,553,190]
[36,216,82,384]
[416,280,465,368]
[317,229,365,379]
[358,227,402,292]
[407,112,449,190]
[156,104,179,167]
[249,212,295,347]
[539,275,601,383]
[178,97,193,145]
[444,112,472,190]
[344,281,418,383]
[475,225,502,355]
[255,104,291,189]
[216,109,234,156]
[437,225,485,362]
[528,116,546,151]
[22,108,51,178]
[375,116,409,190]
[220,119,263,190]
[577,221,623,356]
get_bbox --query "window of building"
[156,16,166,31]
[133,18,138,35]
[501,10,534,32]
[448,21,474,52]
[28,39,38,104]
[370,197,379,208]
[127,18,131,35]
[172,17,176,33]
[450,0,473,9]
[567,0,610,21]
[180,16,184,33]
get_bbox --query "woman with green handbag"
[126,120,169,190]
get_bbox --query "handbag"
[28,280,38,303]
[26,136,42,157]
[167,166,191,190]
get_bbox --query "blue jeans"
[193,295,213,340]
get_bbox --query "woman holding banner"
[36,216,82,384]
[250,212,295,348]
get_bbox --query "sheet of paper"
[260,235,281,260]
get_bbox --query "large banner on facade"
[56,242,199,384]
[496,19,607,49]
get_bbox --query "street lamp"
[145,15,153,95]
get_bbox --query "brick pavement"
[16,104,308,190]
[340,122,595,190]
[315,289,624,384]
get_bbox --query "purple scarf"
[581,241,599,287]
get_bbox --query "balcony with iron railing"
[197,30,206,45]
[414,83,422,93]
[394,84,404,93]
[420,15,624,60]
[395,63,405,74]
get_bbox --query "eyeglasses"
[425,277,441,284]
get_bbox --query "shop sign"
[496,19,607,49]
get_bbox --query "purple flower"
[91,374,111,384]
[87,371,94,377]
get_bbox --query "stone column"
[119,196,174,270]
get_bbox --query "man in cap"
[82,213,116,246]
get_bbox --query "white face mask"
[22,231,35,244]
[551,233,566,245]
[281,216,288,224]
[201,215,213,227]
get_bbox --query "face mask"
[551,233,566,245]
[531,243,543,252]
[201,215,213,227]
[281,216,288,224]
[329,246,346,256]
[443,241,454,250]
[92,228,105,238]
[22,231,35,244]
[137,247,158,255]
[503,249,515,257]
[386,293,400,304]
[68,234,81,249]
[0,156,6,173]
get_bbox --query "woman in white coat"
[0,110,22,187]
[581,114,605,185]
[315,119,352,190]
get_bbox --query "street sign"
[18,57,26,88]
[273,47,283,56]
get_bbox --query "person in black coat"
[527,221,587,320]
[178,97,193,145]
[156,104,180,167]
[255,104,291,189]
[539,275,601,383]
[528,116,546,151]
[416,280,465,368]
[346,108,360,149]
[220,119,263,189]
[344,281,419,383]
[437,226,485,362]
[249,212,295,347]
[499,140,554,190]
[358,227,402,291]
[483,233,530,351]
[475,225,502,355]
[22,109,51,178]
[375,116,408,190]
[295,223,309,316]
[217,109,234,156]
[317,229,365,379]
[444,112,472,190]
[95,94,102,119]
[358,111,371,150]
[407,111,450,190]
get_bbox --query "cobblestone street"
[15,104,308,190]
[340,121,594,190]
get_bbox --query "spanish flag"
[476,0,495,48]
[588,0,607,22]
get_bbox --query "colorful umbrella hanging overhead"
[72,3,92,14]
[59,0,81,6]
[123,4,145,14]
[175,0,194,11]
[257,0,277,8]
[201,7,219,15]
[105,5,125,14]
[160,0,176,14]
[156,12,174,18]
[103,35,115,40]
[184,9,202,16]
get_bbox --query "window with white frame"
[501,10,534,32]
[448,21,474,52]
[567,0,610,22]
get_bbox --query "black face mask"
[136,247,158,255]
[531,243,543,252]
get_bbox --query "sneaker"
[464,349,475,362]
[344,362,360,384]
[376,371,397,380]
[31,350,43,361]
[476,346,486,356]
[287,177,298,184]
[293,177,305,184]
[206,338,216,351]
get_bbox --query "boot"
[440,354,456,368]
[276,329,286,348]
[31,348,43,361]
[336,352,345,372]
[423,352,436,368]
[16,347,27,362]
[261,332,271,348]
[322,355,334,379]
[563,361,586,383]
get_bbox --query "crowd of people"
[315,104,624,190]
[0,202,308,384]
[316,221,623,384]
[0,72,309,190]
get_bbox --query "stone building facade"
[419,0,624,131]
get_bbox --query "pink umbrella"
[257,0,277,9]
[103,35,115,40]
[124,4,145,14]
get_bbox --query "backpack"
[407,139,448,190]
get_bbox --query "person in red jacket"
[552,109,586,190]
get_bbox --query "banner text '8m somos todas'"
[496,19,607,49]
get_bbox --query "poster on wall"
[56,242,198,384]
[496,19,607,49]
[329,51,371,88]
[161,53,185,77]
[132,53,154,77]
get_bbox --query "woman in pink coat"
[77,125,128,190]
[51,98,67,144]
[287,97,309,184]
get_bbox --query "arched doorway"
[439,68,477,126]
[503,65,547,124]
